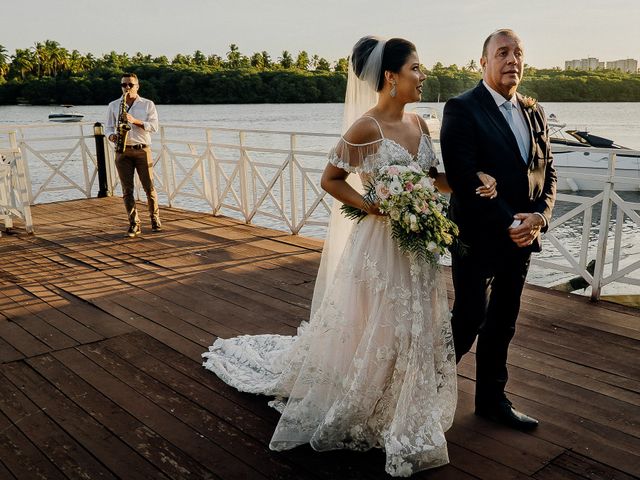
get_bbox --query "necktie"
[502,101,528,163]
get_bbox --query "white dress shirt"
[482,80,531,159]
[482,81,547,230]
[105,96,159,146]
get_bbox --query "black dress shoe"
[151,221,162,232]
[475,400,539,430]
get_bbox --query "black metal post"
[94,122,111,198]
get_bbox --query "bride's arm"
[429,169,452,193]
[321,164,382,215]
[321,117,384,215]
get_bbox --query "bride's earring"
[390,81,397,98]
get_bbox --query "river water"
[2,102,640,149]
[1,102,639,296]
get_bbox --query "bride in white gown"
[203,36,497,477]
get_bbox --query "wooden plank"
[507,344,640,404]
[0,365,118,479]
[0,409,64,480]
[0,335,23,363]
[1,285,102,346]
[0,313,50,358]
[116,331,452,480]
[1,361,171,480]
[52,347,266,479]
[450,391,565,475]
[26,353,217,480]
[456,375,640,478]
[0,290,77,351]
[77,340,307,480]
[546,451,638,480]
[447,442,531,480]
[82,296,206,360]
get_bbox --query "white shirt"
[105,96,159,146]
[482,80,531,159]
[482,81,547,230]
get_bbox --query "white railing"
[0,131,34,233]
[533,146,640,300]
[1,122,639,301]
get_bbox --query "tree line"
[1,41,639,104]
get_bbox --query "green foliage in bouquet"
[339,165,459,265]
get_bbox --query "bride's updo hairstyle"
[351,36,417,92]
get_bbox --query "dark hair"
[351,36,416,91]
[481,29,519,57]
[121,72,139,81]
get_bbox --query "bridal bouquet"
[341,163,458,265]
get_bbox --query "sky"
[2,0,639,69]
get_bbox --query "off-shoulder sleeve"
[327,137,383,174]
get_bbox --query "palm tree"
[44,40,68,76]
[465,59,479,72]
[250,52,265,69]
[11,49,35,79]
[261,51,271,69]
[32,41,46,76]
[334,57,348,72]
[68,49,83,74]
[279,50,293,69]
[0,44,9,77]
[295,51,310,70]
[316,57,331,71]
[226,44,242,68]
[192,50,207,66]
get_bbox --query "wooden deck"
[0,197,638,480]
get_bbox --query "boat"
[48,105,84,123]
[548,114,640,191]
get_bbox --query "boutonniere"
[521,96,538,111]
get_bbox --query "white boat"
[548,114,640,191]
[48,105,84,123]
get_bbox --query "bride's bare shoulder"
[342,116,383,145]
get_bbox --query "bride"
[203,36,497,477]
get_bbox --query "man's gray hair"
[481,29,520,57]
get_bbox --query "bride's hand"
[476,172,497,199]
[364,199,385,216]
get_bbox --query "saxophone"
[114,91,131,154]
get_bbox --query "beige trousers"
[115,146,160,227]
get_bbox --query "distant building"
[565,57,600,71]
[605,59,638,73]
[565,57,638,73]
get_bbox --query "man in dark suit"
[440,29,556,430]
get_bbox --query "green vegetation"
[0,41,638,104]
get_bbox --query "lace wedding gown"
[203,118,457,477]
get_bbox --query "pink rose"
[405,182,414,192]
[375,183,390,200]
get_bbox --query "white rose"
[389,181,403,195]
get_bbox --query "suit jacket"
[440,81,557,258]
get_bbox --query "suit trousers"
[115,147,160,227]
[450,246,531,406]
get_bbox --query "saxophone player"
[105,73,161,237]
